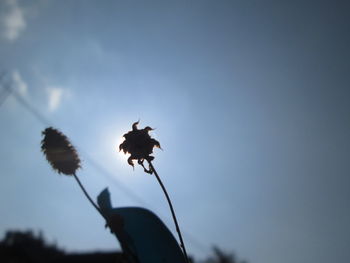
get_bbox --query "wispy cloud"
[1,0,26,41]
[46,86,65,112]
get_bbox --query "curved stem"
[73,173,106,220]
[147,161,190,263]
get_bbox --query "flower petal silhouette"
[119,121,161,171]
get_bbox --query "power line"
[0,87,11,107]
[0,73,12,107]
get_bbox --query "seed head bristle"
[41,127,81,175]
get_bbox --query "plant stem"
[73,173,106,220]
[147,161,190,263]
[73,174,137,262]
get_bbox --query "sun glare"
[115,136,128,161]
[116,135,129,162]
[102,122,131,165]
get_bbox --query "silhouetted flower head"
[41,127,81,175]
[119,121,161,173]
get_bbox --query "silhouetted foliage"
[98,188,187,263]
[38,126,247,263]
[0,230,62,263]
[204,246,247,263]
[0,230,249,263]
[0,230,126,263]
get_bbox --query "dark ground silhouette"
[0,230,246,263]
[0,230,127,263]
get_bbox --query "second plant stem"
[73,173,106,220]
[148,161,189,263]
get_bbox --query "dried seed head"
[119,121,161,172]
[41,127,81,175]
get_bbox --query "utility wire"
[0,73,11,107]
[0,87,11,107]
[0,75,209,255]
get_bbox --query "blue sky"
[0,1,349,262]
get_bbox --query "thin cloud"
[2,0,26,41]
[46,86,64,112]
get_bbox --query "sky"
[0,0,349,262]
